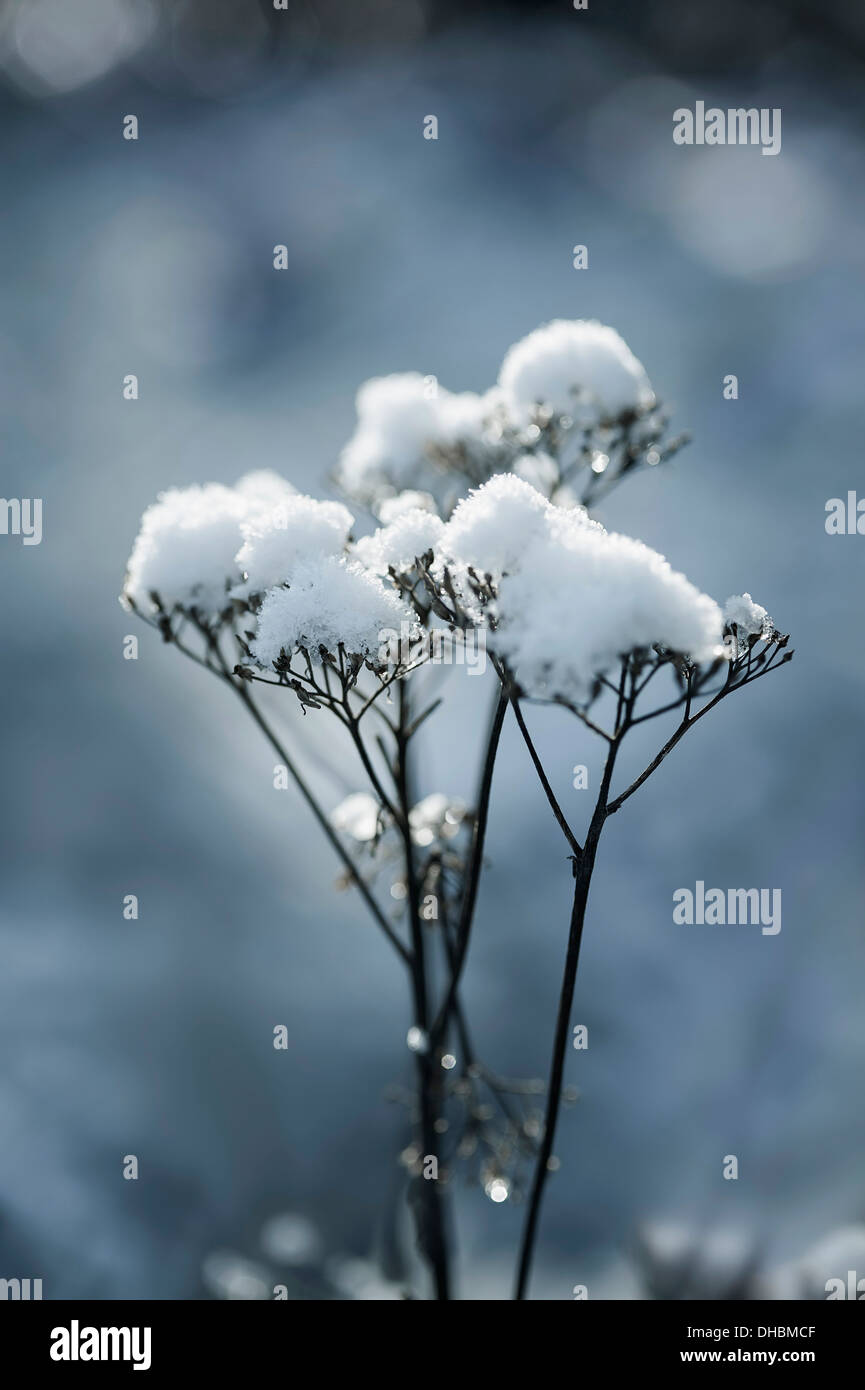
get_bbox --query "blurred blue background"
[1,0,864,1298]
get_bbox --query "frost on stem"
[334,319,687,516]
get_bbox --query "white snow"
[250,555,418,668]
[234,496,354,596]
[337,372,499,498]
[498,319,655,425]
[123,482,251,616]
[122,471,345,617]
[124,458,729,704]
[234,470,298,509]
[440,473,600,581]
[439,475,723,698]
[723,592,772,639]
[353,508,444,575]
[376,490,437,522]
[495,530,723,698]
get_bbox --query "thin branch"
[511,643,792,1298]
[513,725,623,1299]
[230,675,412,966]
[395,679,451,1301]
[154,618,413,966]
[607,663,739,817]
[508,694,582,859]
[345,716,403,826]
[429,685,509,1049]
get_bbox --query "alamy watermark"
[1,1276,42,1299]
[50,1321,151,1371]
[673,881,782,935]
[825,1271,865,1299]
[825,492,865,535]
[1,497,42,545]
[673,102,781,157]
[379,622,487,675]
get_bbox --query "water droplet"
[485,1177,510,1203]
[406,1026,429,1054]
[260,1213,320,1266]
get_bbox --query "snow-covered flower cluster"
[353,505,445,577]
[440,473,602,583]
[123,462,774,706]
[723,592,774,643]
[337,372,504,509]
[121,470,422,676]
[497,318,654,425]
[336,320,670,513]
[249,555,416,671]
[122,470,298,617]
[234,496,353,598]
[430,475,726,700]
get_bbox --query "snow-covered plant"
[335,319,688,516]
[121,468,530,1300]
[411,473,791,1295]
[122,319,792,1300]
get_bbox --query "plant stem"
[396,680,451,1300]
[513,728,622,1300]
[507,692,583,859]
[429,685,508,1049]
[513,850,596,1299]
[510,650,780,1296]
